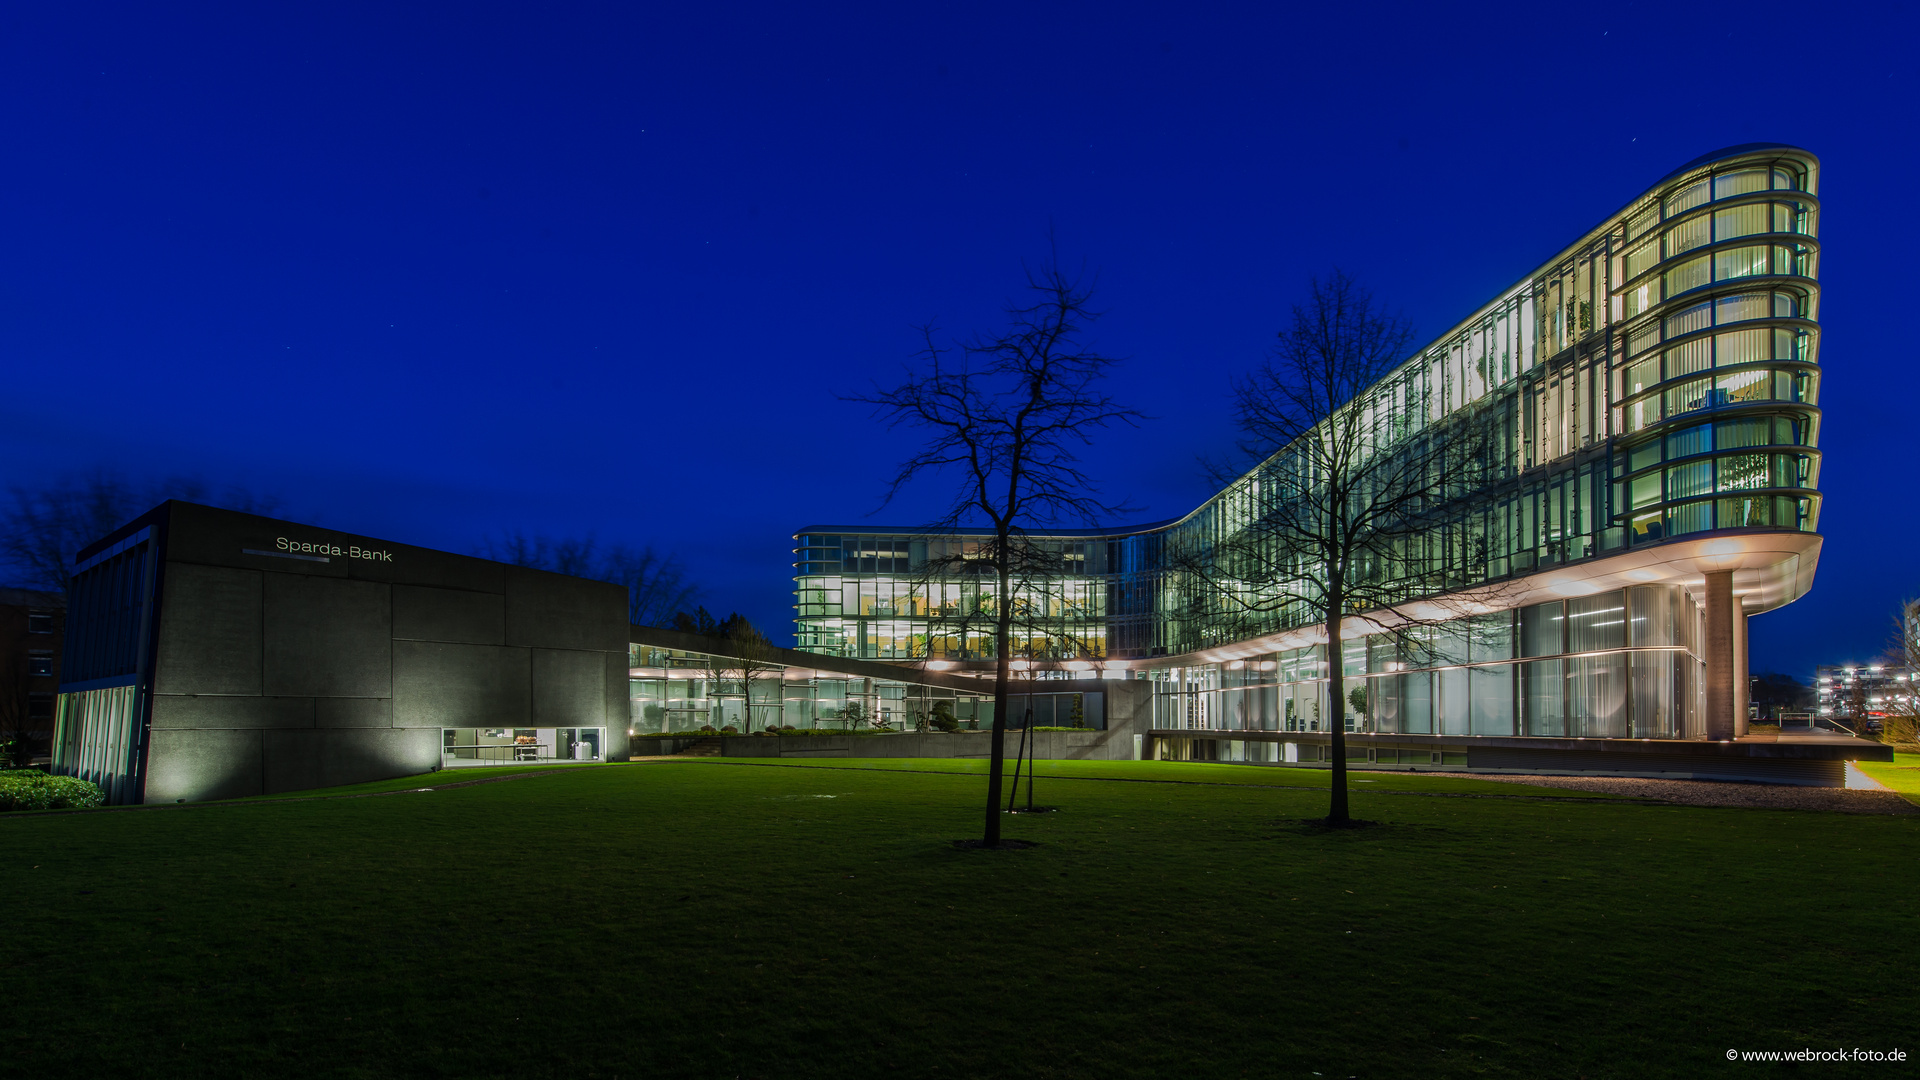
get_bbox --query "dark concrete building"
[53,502,630,803]
[0,587,64,764]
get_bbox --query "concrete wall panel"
[505,567,626,652]
[317,698,393,728]
[392,640,529,729]
[264,575,392,698]
[151,695,314,729]
[604,651,631,760]
[144,728,262,803]
[261,728,440,794]
[532,648,606,728]
[393,584,506,645]
[154,564,263,696]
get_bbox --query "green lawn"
[1855,750,1920,806]
[4,759,1915,1079]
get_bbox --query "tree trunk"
[983,553,1012,844]
[1325,586,1350,825]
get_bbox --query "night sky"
[2,3,1914,676]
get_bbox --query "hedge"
[0,771,106,812]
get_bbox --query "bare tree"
[482,532,698,628]
[849,257,1142,846]
[1171,271,1499,826]
[717,614,783,733]
[1,471,281,591]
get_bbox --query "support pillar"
[1733,600,1750,737]
[1704,570,1737,740]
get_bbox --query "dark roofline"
[73,501,175,564]
[629,624,982,691]
[793,519,1180,539]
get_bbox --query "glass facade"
[441,727,604,766]
[627,642,994,735]
[1149,585,1702,740]
[51,526,161,804]
[793,145,1820,744]
[791,531,1132,660]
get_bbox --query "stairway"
[676,737,724,758]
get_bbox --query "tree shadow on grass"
[1264,818,1443,841]
[951,838,1041,851]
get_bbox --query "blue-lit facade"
[795,145,1823,745]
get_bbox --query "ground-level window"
[441,727,603,766]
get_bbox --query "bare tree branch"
[845,255,1143,845]
[481,531,699,628]
[1170,270,1508,825]
[0,471,282,591]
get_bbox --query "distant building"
[0,587,65,762]
[1814,662,1914,725]
[795,144,1827,749]
[51,502,1013,804]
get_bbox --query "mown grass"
[4,759,1914,1079]
[1856,750,1920,806]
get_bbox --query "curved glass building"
[794,144,1821,746]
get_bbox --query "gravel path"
[1424,772,1920,816]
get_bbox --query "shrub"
[0,772,105,812]
[719,725,739,735]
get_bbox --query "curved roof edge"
[794,146,1824,553]
[1651,142,1817,189]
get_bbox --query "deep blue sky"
[3,2,1914,674]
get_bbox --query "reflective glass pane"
[1665,301,1711,338]
[1470,612,1513,662]
[1624,355,1659,395]
[1524,659,1565,735]
[1665,338,1711,380]
[1713,245,1769,282]
[1625,239,1662,279]
[1667,461,1712,499]
[1716,328,1770,367]
[1663,376,1713,417]
[1714,203,1768,241]
[1469,665,1515,735]
[1520,601,1564,657]
[1664,423,1710,459]
[1567,591,1627,652]
[1438,668,1469,736]
[1664,256,1710,297]
[1668,501,1712,535]
[1666,215,1710,257]
[1717,367,1773,405]
[1630,651,1678,738]
[1568,654,1627,737]
[1713,170,1768,199]
[1397,672,1432,734]
[1627,586,1678,647]
[1715,292,1771,325]
[1717,453,1770,492]
[1665,180,1709,216]
[1715,417,1773,449]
